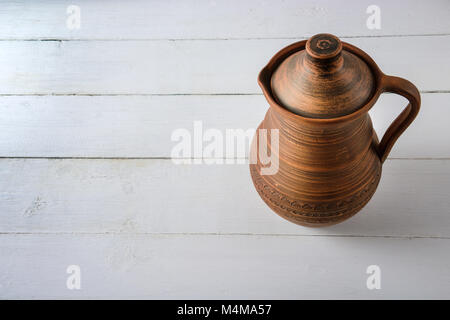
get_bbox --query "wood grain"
[1,159,449,237]
[0,233,449,299]
[0,36,449,94]
[0,0,448,40]
[0,93,447,158]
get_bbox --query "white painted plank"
[0,234,449,299]
[0,159,449,237]
[0,36,448,94]
[0,0,449,40]
[0,93,447,158]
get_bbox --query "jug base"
[250,164,381,227]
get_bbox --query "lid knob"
[306,33,342,60]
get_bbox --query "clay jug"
[250,34,420,227]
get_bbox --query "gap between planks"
[0,33,450,42]
[0,231,449,240]
[0,157,449,160]
[0,91,447,96]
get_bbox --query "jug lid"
[270,34,375,119]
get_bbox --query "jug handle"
[377,75,421,163]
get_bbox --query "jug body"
[250,107,381,226]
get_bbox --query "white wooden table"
[0,0,449,299]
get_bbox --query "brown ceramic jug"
[250,33,420,227]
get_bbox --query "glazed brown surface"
[250,34,420,227]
